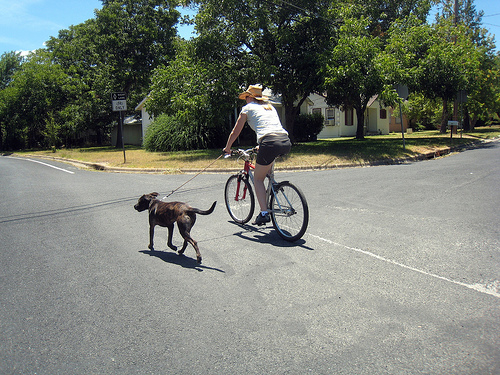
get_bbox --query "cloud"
[17,50,35,57]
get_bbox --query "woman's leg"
[254,162,274,212]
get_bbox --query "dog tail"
[190,201,217,215]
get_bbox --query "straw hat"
[238,84,269,101]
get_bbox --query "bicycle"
[224,147,309,242]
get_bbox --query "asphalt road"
[1,141,499,375]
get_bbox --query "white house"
[135,96,154,143]
[307,93,391,138]
[262,88,313,128]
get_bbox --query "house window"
[312,108,322,116]
[380,109,387,119]
[345,108,354,126]
[323,108,335,126]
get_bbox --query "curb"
[9,138,496,174]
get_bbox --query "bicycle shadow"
[139,249,225,273]
[228,221,314,250]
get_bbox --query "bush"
[293,113,324,142]
[144,114,226,152]
[144,114,197,152]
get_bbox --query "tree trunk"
[440,98,449,133]
[355,105,365,140]
[283,105,297,142]
[462,105,471,132]
[471,114,478,130]
[282,95,308,143]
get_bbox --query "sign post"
[111,92,127,163]
[448,120,459,145]
[457,90,467,136]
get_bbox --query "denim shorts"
[257,133,291,166]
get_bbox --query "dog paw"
[148,244,154,251]
[168,245,178,251]
[197,256,202,264]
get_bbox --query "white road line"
[308,233,500,299]
[7,157,75,174]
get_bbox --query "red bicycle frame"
[234,159,255,201]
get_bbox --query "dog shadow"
[139,249,225,273]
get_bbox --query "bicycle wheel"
[269,181,309,242]
[224,174,255,224]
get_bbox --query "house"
[110,114,143,146]
[262,88,313,128]
[307,93,391,138]
[130,90,397,146]
[109,96,155,146]
[135,96,154,142]
[388,107,410,133]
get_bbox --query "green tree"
[191,0,336,139]
[435,0,489,46]
[0,51,24,149]
[46,0,180,147]
[348,0,433,37]
[403,93,442,130]
[322,0,432,139]
[434,0,498,130]
[323,15,385,139]
[383,18,482,133]
[147,39,239,150]
[0,50,77,149]
[0,51,23,90]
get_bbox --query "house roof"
[367,95,379,108]
[124,115,141,125]
[263,89,314,107]
[135,96,150,111]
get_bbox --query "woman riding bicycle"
[223,84,292,225]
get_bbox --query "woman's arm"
[223,112,247,154]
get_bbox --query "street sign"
[457,90,467,103]
[111,92,127,112]
[394,84,409,100]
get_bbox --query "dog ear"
[151,192,159,197]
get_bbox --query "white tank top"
[240,102,288,143]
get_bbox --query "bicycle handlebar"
[223,147,258,159]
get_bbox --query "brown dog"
[134,192,216,263]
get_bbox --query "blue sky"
[0,0,498,57]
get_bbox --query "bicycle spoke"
[224,174,255,224]
[270,182,308,241]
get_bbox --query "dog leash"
[162,154,224,199]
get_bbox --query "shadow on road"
[228,221,314,251]
[139,249,225,273]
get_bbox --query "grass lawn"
[12,126,500,172]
